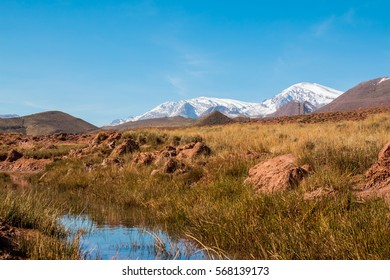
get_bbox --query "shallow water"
[58,215,207,260]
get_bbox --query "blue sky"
[0,0,389,126]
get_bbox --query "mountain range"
[0,114,19,118]
[2,77,389,134]
[110,82,343,125]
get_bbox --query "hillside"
[317,77,390,113]
[0,111,97,135]
[269,101,315,117]
[196,110,234,126]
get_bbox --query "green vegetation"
[1,113,389,259]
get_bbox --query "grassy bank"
[0,173,80,259]
[2,113,389,259]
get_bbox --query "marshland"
[0,113,389,259]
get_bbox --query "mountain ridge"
[316,77,390,113]
[111,82,343,125]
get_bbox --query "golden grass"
[0,183,80,259]
[2,113,390,259]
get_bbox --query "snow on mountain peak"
[109,82,343,125]
[0,114,19,119]
[378,77,390,84]
[262,82,343,111]
[129,96,269,122]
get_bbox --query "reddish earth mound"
[0,158,52,173]
[355,141,390,202]
[244,154,309,194]
[134,142,211,174]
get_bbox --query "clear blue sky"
[1,0,389,126]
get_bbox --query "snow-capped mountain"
[112,97,272,125]
[0,114,19,118]
[136,97,270,121]
[110,82,343,125]
[262,82,343,111]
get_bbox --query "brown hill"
[317,77,390,113]
[104,116,196,131]
[0,111,97,135]
[196,110,234,126]
[269,101,315,117]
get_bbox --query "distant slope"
[269,101,316,117]
[317,77,390,113]
[0,111,98,135]
[104,116,196,131]
[196,111,234,126]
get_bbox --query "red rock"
[177,142,211,159]
[355,141,390,202]
[244,154,309,194]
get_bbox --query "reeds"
[0,188,80,259]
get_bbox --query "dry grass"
[0,180,80,259]
[3,113,390,259]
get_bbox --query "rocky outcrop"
[355,141,390,202]
[244,154,309,194]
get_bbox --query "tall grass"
[6,113,390,259]
[0,183,80,259]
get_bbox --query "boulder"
[244,154,309,194]
[355,141,390,202]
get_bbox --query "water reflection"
[58,215,207,260]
